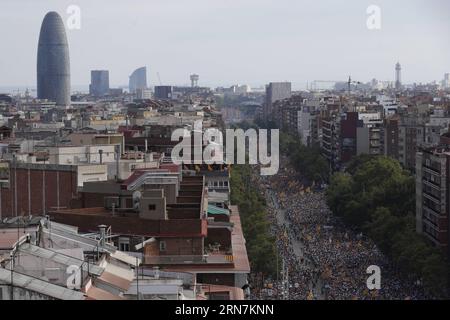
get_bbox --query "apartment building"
[48,171,250,291]
[416,142,450,254]
[321,114,340,171]
[385,115,400,159]
[356,112,385,156]
[273,96,320,146]
[0,217,137,300]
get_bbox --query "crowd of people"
[250,156,430,300]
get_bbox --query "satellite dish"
[132,191,142,209]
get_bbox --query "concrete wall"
[139,189,167,220]
[68,133,124,153]
[48,145,116,165]
[77,164,108,187]
[356,127,369,155]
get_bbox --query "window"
[159,241,166,252]
[148,204,156,211]
[224,181,228,187]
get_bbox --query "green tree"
[280,132,329,183]
[230,164,278,277]
[326,154,449,297]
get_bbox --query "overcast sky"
[0,0,449,90]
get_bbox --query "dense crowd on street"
[250,157,430,300]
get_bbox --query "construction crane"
[311,77,362,94]
[311,80,342,91]
[156,72,162,85]
[347,76,362,95]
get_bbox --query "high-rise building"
[232,84,251,94]
[37,11,71,106]
[89,70,110,97]
[443,73,450,89]
[416,140,450,255]
[108,88,123,96]
[385,115,400,160]
[264,82,292,119]
[356,112,384,156]
[154,86,173,100]
[395,62,402,91]
[129,67,147,93]
[398,116,426,171]
[340,112,359,163]
[136,88,152,100]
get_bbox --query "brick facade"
[0,163,78,219]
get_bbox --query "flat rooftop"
[48,207,207,238]
[164,205,250,274]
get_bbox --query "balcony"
[423,203,442,216]
[423,165,441,175]
[422,188,441,203]
[322,144,331,153]
[144,254,234,265]
[423,191,441,203]
[422,229,441,246]
[423,219,448,235]
[422,178,441,188]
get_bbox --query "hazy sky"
[0,0,449,90]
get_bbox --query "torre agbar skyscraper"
[37,11,71,106]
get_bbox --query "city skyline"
[1,1,450,303]
[0,0,449,90]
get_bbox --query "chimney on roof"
[115,144,120,181]
[98,224,107,249]
[144,152,153,162]
[153,266,160,279]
